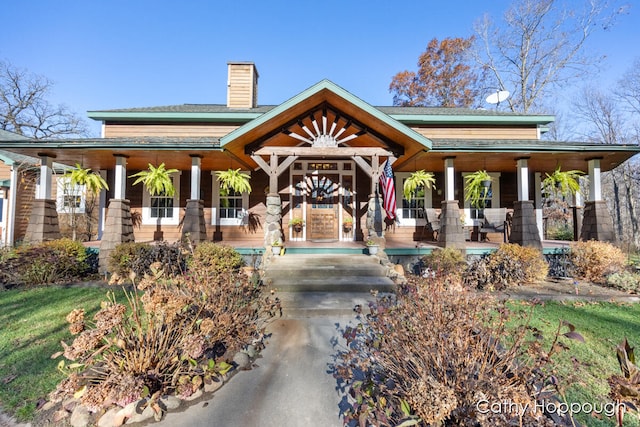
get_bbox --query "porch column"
[24,154,60,243]
[534,173,544,241]
[265,153,282,250]
[572,179,584,241]
[438,157,464,248]
[580,158,614,242]
[182,155,207,242]
[97,170,107,240]
[509,158,541,249]
[6,165,19,246]
[99,154,134,273]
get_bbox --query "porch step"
[264,254,395,293]
[275,292,379,318]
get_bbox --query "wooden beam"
[352,156,372,177]
[251,155,271,174]
[254,146,394,157]
[276,155,298,176]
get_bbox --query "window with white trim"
[141,173,181,225]
[212,171,250,225]
[395,172,433,224]
[56,177,86,213]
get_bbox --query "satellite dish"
[485,90,510,105]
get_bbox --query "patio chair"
[421,208,440,241]
[479,208,507,242]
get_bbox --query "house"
[1,62,639,269]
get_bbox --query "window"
[212,171,250,225]
[141,174,180,225]
[0,197,4,223]
[395,173,432,224]
[57,177,86,213]
[220,189,243,219]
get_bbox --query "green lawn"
[506,300,640,427]
[0,286,121,422]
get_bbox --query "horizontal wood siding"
[0,164,10,181]
[104,123,240,138]
[411,126,538,140]
[227,63,256,109]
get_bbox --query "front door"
[307,173,339,241]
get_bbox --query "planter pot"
[481,179,492,188]
[367,245,379,255]
[293,225,303,233]
[343,225,352,233]
[272,246,282,255]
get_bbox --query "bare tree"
[574,85,639,246]
[0,59,89,139]
[473,0,625,113]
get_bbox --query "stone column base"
[580,201,615,242]
[366,194,384,239]
[24,199,61,243]
[437,200,465,248]
[181,199,208,243]
[99,199,135,273]
[509,200,542,249]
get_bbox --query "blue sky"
[1,1,637,136]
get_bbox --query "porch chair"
[421,208,440,241]
[479,208,507,242]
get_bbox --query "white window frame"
[141,172,181,226]
[211,171,250,226]
[56,177,86,214]
[395,172,433,226]
[461,172,501,226]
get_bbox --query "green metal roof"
[430,138,640,153]
[219,79,433,149]
[87,103,554,127]
[0,137,221,151]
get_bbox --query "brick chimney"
[226,62,259,109]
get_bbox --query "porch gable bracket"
[253,146,394,157]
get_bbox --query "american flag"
[379,160,396,220]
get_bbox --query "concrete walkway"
[153,315,357,427]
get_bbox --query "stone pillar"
[366,193,384,241]
[580,201,615,242]
[438,200,465,248]
[24,155,60,243]
[182,155,207,243]
[509,159,541,248]
[510,201,542,249]
[99,155,133,273]
[580,159,614,242]
[182,199,208,243]
[264,194,282,248]
[24,199,61,243]
[99,199,135,273]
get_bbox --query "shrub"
[606,270,640,294]
[334,276,552,426]
[569,240,626,284]
[51,249,279,413]
[421,248,466,278]
[108,242,187,280]
[0,239,95,287]
[464,243,548,290]
[546,224,574,241]
[189,242,244,273]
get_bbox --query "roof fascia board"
[86,111,261,123]
[391,114,556,126]
[0,141,222,151]
[220,79,432,149]
[431,144,640,153]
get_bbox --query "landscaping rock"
[69,404,90,427]
[233,351,251,369]
[182,389,203,402]
[159,395,181,410]
[126,402,154,424]
[53,409,70,423]
[243,344,257,358]
[203,377,224,393]
[97,406,125,427]
[116,401,137,421]
[393,264,405,276]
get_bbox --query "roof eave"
[86,111,262,123]
[391,114,555,126]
